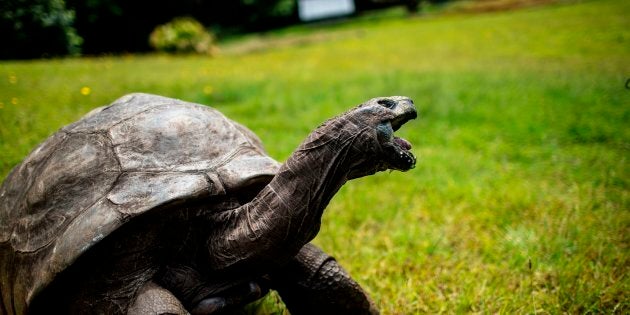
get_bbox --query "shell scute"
[0,131,68,243]
[11,132,119,252]
[107,172,211,215]
[108,102,248,172]
[64,93,171,133]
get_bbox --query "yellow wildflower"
[80,86,91,96]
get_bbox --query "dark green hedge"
[1,0,82,59]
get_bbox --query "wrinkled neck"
[260,121,362,247]
[277,133,353,218]
[207,119,367,271]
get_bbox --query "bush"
[149,17,216,55]
[0,0,82,59]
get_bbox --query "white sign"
[298,0,356,22]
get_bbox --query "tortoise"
[0,93,417,314]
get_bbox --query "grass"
[1,0,628,313]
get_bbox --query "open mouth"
[378,118,416,172]
[374,96,417,172]
[388,105,417,171]
[388,133,416,171]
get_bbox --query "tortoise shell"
[0,93,280,311]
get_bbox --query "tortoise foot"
[191,281,269,315]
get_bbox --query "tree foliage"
[0,0,82,59]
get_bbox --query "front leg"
[270,243,379,315]
[127,281,188,315]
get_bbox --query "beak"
[376,96,417,131]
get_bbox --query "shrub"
[149,17,216,55]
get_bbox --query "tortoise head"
[316,96,417,179]
[350,96,417,174]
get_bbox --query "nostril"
[377,99,397,109]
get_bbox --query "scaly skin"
[157,97,416,314]
[271,244,379,315]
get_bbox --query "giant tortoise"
[0,93,417,314]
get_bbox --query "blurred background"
[0,0,628,313]
[2,0,430,59]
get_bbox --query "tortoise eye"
[377,99,397,109]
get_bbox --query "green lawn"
[1,0,628,313]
